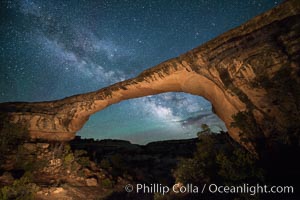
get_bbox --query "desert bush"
[100,159,111,170]
[101,178,113,189]
[174,132,265,199]
[74,150,90,167]
[216,148,265,184]
[174,133,219,184]
[64,153,74,166]
[231,111,262,145]
[0,172,38,200]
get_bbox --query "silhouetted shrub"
[173,132,265,199]
[216,148,265,184]
[0,172,38,200]
[231,111,261,145]
[174,133,219,185]
[101,178,114,189]
[100,159,111,170]
[64,153,74,166]
[74,150,90,167]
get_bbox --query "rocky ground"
[1,132,300,200]
[0,137,198,200]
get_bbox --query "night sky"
[0,0,280,144]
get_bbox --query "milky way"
[0,0,280,144]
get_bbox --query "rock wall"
[0,0,299,152]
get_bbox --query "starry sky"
[0,0,280,144]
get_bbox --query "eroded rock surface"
[0,0,299,152]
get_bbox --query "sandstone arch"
[1,0,300,153]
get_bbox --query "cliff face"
[0,0,299,152]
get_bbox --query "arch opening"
[77,92,226,144]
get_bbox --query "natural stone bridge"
[1,0,299,152]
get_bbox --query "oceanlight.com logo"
[124,183,294,196]
[208,184,294,196]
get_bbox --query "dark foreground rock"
[0,137,198,200]
[1,133,299,200]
